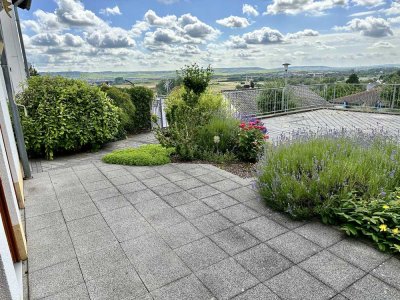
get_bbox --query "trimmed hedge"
[126,86,154,133]
[18,76,120,159]
[102,144,175,166]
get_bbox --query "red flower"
[264,134,270,140]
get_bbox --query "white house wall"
[0,6,27,94]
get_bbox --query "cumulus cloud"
[243,4,259,17]
[64,33,84,47]
[30,33,63,46]
[216,16,250,28]
[144,10,177,27]
[55,0,103,27]
[335,16,393,37]
[225,36,248,49]
[368,41,395,48]
[352,0,385,7]
[99,6,122,16]
[266,0,349,16]
[86,28,136,48]
[286,29,319,39]
[243,27,285,44]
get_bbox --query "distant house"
[333,89,381,107]
[0,1,32,299]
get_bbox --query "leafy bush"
[197,116,240,155]
[322,190,400,253]
[258,131,400,219]
[237,120,268,162]
[126,86,154,133]
[102,144,175,166]
[101,86,136,136]
[18,76,120,159]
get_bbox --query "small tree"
[346,73,360,84]
[29,65,39,76]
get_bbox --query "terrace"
[24,108,400,300]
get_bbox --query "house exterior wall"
[0,6,27,94]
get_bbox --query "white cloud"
[243,4,259,17]
[216,16,250,28]
[144,10,177,27]
[286,29,319,39]
[64,33,84,47]
[352,0,385,7]
[225,35,248,49]
[243,27,285,44]
[335,16,393,37]
[55,0,103,27]
[349,11,377,17]
[30,33,63,46]
[266,0,349,16]
[86,27,136,48]
[382,2,400,15]
[99,6,122,16]
[157,0,180,4]
[368,41,395,48]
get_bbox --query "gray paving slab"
[210,179,242,192]
[25,211,65,233]
[299,250,365,292]
[142,175,170,188]
[225,186,258,202]
[88,186,121,201]
[162,171,188,182]
[231,283,280,300]
[162,191,197,207]
[201,193,238,210]
[57,193,92,209]
[294,222,345,248]
[187,185,220,199]
[66,214,109,237]
[151,182,183,196]
[94,195,130,212]
[175,237,228,271]
[371,257,400,290]
[175,201,214,219]
[239,216,288,241]
[117,181,147,194]
[342,274,400,300]
[157,221,204,249]
[219,203,260,224]
[196,257,259,300]
[266,266,336,300]
[61,201,99,221]
[174,177,205,190]
[328,239,391,272]
[124,188,159,204]
[70,227,118,256]
[196,172,227,184]
[191,212,234,235]
[29,259,84,299]
[82,179,114,192]
[151,274,212,300]
[234,244,293,281]
[210,226,259,256]
[108,174,138,186]
[42,283,90,300]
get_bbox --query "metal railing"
[152,96,168,128]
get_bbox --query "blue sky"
[19,0,400,71]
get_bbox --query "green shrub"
[101,86,136,136]
[323,191,400,253]
[237,121,267,162]
[197,116,240,155]
[18,76,120,160]
[102,144,175,166]
[258,134,400,219]
[126,86,154,132]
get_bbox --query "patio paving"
[23,110,400,299]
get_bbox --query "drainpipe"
[13,5,29,78]
[0,25,31,179]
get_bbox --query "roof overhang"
[12,0,32,10]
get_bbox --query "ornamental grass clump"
[258,128,400,220]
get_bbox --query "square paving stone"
[162,171,188,182]
[185,167,211,177]
[158,221,203,249]
[102,205,142,225]
[152,275,212,300]
[151,182,183,197]
[196,257,259,300]
[192,212,234,235]
[134,169,160,180]
[196,172,227,184]
[210,179,242,192]
[43,283,89,300]
[109,174,138,186]
[328,239,390,272]
[117,181,147,194]
[174,178,205,190]
[265,266,335,300]
[78,244,131,281]
[201,193,238,210]
[342,274,400,300]
[78,173,107,184]
[234,244,293,281]
[232,284,280,300]
[266,232,322,263]
[175,201,214,219]
[58,193,92,209]
[71,227,118,256]
[175,237,228,271]
[25,211,65,233]
[219,204,260,224]
[103,169,131,179]
[62,201,99,222]
[268,212,307,229]
[142,176,170,188]
[187,185,220,199]
[108,217,154,242]
[371,257,400,290]
[240,216,287,241]
[121,233,171,262]
[294,222,345,248]
[94,195,130,212]
[299,250,365,292]
[134,197,170,216]
[210,226,259,256]
[162,191,197,207]
[142,207,186,230]
[82,180,114,192]
[67,214,109,237]
[25,200,61,219]
[243,200,275,216]
[27,224,70,248]
[89,187,121,201]
[225,187,258,203]
[154,164,181,174]
[125,189,159,204]
[29,259,84,299]
[55,185,87,198]
[86,265,147,300]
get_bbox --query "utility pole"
[0,11,31,178]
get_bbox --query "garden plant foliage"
[102,144,175,166]
[257,130,400,252]
[126,86,154,133]
[18,76,120,160]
